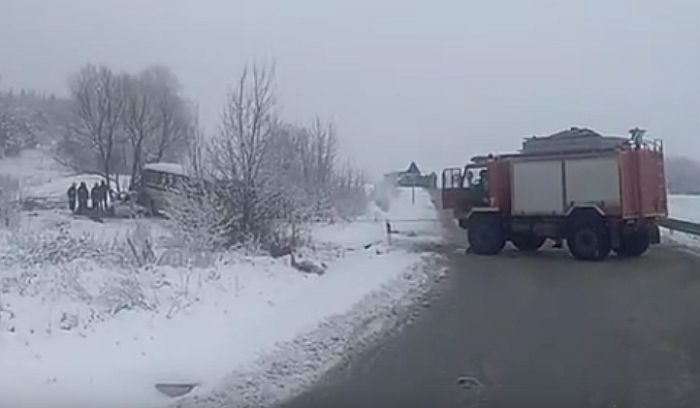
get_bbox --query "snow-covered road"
[0,187,447,408]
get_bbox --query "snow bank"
[0,187,445,408]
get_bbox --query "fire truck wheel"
[511,234,546,252]
[567,216,611,261]
[468,215,506,255]
[615,231,650,257]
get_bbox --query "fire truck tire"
[567,215,611,261]
[511,234,546,252]
[614,231,650,257]
[468,215,506,255]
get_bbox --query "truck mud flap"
[458,218,469,229]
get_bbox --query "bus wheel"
[149,199,158,217]
[468,215,505,255]
[511,234,546,252]
[567,215,610,261]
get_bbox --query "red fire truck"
[441,128,667,260]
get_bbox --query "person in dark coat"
[90,182,101,213]
[77,182,89,214]
[67,183,77,212]
[100,180,109,212]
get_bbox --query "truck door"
[441,166,491,213]
[441,168,466,210]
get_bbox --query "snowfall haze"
[1,0,698,176]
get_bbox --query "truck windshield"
[465,167,488,191]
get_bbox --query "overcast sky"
[1,0,698,176]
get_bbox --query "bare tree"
[65,65,126,186]
[281,118,338,217]
[122,73,160,189]
[184,110,207,179]
[332,161,368,219]
[211,63,277,239]
[0,174,20,230]
[307,117,337,214]
[163,62,363,252]
[309,117,337,184]
[141,65,192,164]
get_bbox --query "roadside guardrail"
[659,218,700,237]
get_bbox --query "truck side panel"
[640,150,667,217]
[620,149,668,218]
[564,156,621,214]
[511,160,564,215]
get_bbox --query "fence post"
[386,221,392,245]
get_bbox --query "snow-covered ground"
[0,169,445,408]
[0,148,94,197]
[669,195,700,223]
[663,195,700,250]
[0,149,68,191]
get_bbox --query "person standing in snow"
[100,180,109,213]
[90,182,101,214]
[77,182,89,214]
[67,183,77,212]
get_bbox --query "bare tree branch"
[59,64,126,186]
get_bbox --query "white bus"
[138,162,189,215]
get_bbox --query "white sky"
[1,0,698,177]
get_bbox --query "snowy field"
[0,149,68,191]
[0,152,446,408]
[668,195,700,223]
[663,195,700,250]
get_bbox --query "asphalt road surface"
[278,244,700,408]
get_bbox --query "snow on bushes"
[0,227,131,267]
[0,174,20,230]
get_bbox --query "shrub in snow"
[126,221,156,266]
[164,180,235,255]
[290,253,326,275]
[96,273,153,315]
[159,249,218,269]
[47,263,94,303]
[0,174,21,230]
[59,312,79,331]
[0,227,132,267]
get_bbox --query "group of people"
[67,180,111,215]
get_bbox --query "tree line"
[47,62,366,251]
[0,83,73,157]
[173,64,367,251]
[55,64,193,191]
